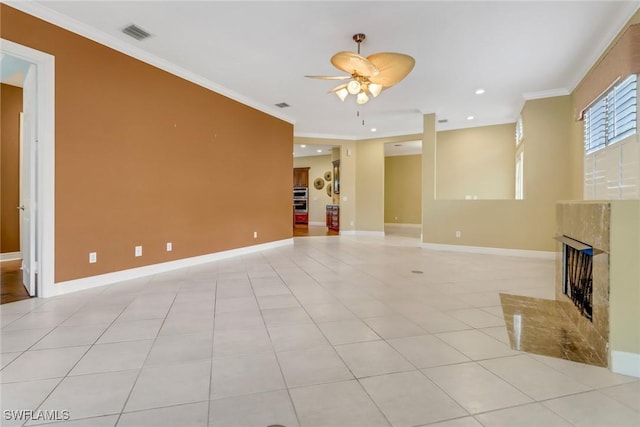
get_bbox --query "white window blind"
[584,74,639,200]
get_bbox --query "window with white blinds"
[584,74,639,200]
[585,74,636,153]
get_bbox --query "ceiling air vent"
[275,102,290,108]
[122,24,152,41]
[438,119,448,124]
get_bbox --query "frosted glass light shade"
[356,92,369,104]
[335,88,349,101]
[369,83,382,97]
[347,80,361,95]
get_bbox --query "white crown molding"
[422,242,556,260]
[294,132,357,141]
[567,1,640,93]
[4,1,296,125]
[522,88,571,100]
[51,238,294,297]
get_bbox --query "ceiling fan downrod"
[353,33,366,54]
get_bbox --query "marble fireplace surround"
[555,202,610,367]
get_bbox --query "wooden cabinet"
[293,167,310,188]
[326,205,339,231]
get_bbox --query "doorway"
[293,143,340,237]
[1,39,56,298]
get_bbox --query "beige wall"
[422,96,573,252]
[436,124,515,200]
[0,84,23,254]
[355,139,385,232]
[609,201,640,357]
[2,5,293,282]
[293,155,334,224]
[385,155,422,224]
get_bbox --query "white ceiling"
[10,1,640,140]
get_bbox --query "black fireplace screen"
[564,244,593,321]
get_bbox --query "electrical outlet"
[89,252,97,263]
[455,231,461,238]
[166,242,172,252]
[135,245,143,257]
[253,231,258,239]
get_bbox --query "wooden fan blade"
[331,51,379,77]
[305,75,351,80]
[367,52,415,87]
[328,83,347,93]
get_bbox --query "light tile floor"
[1,233,639,426]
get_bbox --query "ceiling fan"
[305,33,415,105]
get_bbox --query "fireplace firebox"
[562,242,593,321]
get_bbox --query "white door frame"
[1,39,56,297]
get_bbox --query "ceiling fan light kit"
[306,33,415,105]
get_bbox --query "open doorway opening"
[1,39,55,299]
[1,54,32,303]
[293,143,340,237]
[384,140,422,240]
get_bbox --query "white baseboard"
[51,239,294,297]
[611,350,640,378]
[0,252,22,262]
[421,243,556,260]
[340,230,385,237]
[384,223,421,229]
[308,221,325,226]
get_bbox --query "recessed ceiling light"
[467,116,475,120]
[300,144,306,148]
[371,128,377,132]
[317,149,322,153]
[475,88,485,95]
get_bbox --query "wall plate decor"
[314,177,325,190]
[326,184,332,196]
[324,171,332,181]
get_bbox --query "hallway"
[1,260,30,304]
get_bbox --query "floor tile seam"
[535,390,612,425]
[113,291,181,427]
[240,266,304,427]
[537,387,640,412]
[352,376,400,427]
[474,325,509,344]
[430,331,516,362]
[472,359,558,404]
[468,400,575,424]
[517,352,616,392]
[1,332,103,388]
[208,285,224,425]
[265,257,378,353]
[117,398,209,417]
[440,306,506,322]
[359,313,432,338]
[18,341,117,426]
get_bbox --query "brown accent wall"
[0,84,23,254]
[1,5,293,282]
